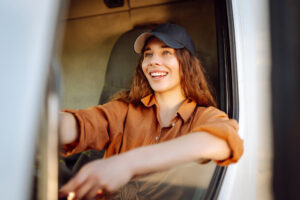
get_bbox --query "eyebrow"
[143,45,172,52]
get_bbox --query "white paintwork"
[218,0,272,200]
[0,0,61,199]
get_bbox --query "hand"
[59,154,133,200]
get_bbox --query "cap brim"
[134,32,184,54]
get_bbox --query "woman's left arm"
[129,131,230,175]
[59,131,231,199]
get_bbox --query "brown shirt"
[63,94,243,166]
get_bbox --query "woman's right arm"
[59,101,128,156]
[59,112,79,145]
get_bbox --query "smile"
[150,71,168,78]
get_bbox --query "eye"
[162,50,172,55]
[143,52,152,58]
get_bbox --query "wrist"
[118,150,139,178]
[122,145,155,177]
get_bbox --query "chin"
[150,83,180,94]
[152,88,167,93]
[152,86,174,94]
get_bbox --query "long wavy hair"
[112,47,216,107]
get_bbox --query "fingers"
[59,171,88,197]
[85,187,103,200]
[60,177,102,200]
[59,157,130,199]
[75,179,94,199]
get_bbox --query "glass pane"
[59,0,218,199]
[109,162,216,199]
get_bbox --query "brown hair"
[112,48,216,107]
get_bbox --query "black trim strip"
[203,0,239,199]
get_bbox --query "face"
[141,37,182,95]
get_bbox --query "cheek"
[141,62,148,76]
[174,67,182,85]
[172,61,180,77]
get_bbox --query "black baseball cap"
[134,23,196,55]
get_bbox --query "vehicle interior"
[33,0,238,199]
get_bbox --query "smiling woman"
[1,0,279,199]
[142,38,182,96]
[58,23,243,200]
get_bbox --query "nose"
[149,53,162,66]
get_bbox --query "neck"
[154,89,186,111]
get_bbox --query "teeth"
[150,72,167,77]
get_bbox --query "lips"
[149,71,168,78]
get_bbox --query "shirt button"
[172,122,175,127]
[155,136,159,141]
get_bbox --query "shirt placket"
[155,113,178,144]
[155,133,160,144]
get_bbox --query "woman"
[59,23,243,199]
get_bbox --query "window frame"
[203,0,239,199]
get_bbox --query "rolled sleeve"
[191,107,244,166]
[61,101,128,157]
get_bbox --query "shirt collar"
[141,94,156,107]
[141,94,197,122]
[177,98,197,122]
